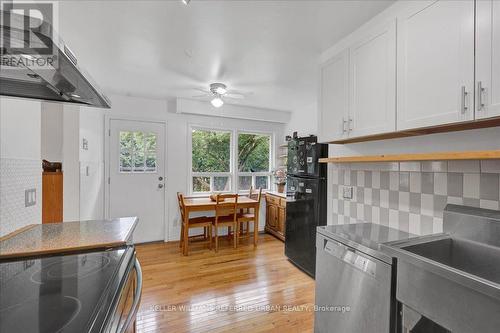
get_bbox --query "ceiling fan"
[192,83,247,108]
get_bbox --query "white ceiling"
[59,0,393,113]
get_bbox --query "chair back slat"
[250,188,263,203]
[177,192,185,222]
[215,194,238,222]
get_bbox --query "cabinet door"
[349,20,396,137]
[318,49,349,143]
[476,0,500,119]
[267,204,277,229]
[397,0,475,130]
[278,207,286,236]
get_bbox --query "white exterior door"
[476,0,500,119]
[349,19,396,137]
[318,49,349,143]
[397,0,475,130]
[109,119,166,243]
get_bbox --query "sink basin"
[381,204,500,333]
[402,237,500,285]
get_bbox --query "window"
[119,131,157,173]
[237,133,271,191]
[190,128,273,194]
[191,129,232,193]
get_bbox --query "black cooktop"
[0,246,134,333]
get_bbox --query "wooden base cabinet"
[265,193,286,241]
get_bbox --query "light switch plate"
[25,188,36,207]
[342,186,353,200]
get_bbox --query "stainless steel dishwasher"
[314,223,414,333]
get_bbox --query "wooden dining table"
[182,196,261,248]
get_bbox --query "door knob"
[158,184,164,189]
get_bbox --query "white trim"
[104,115,169,241]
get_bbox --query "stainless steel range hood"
[0,9,111,108]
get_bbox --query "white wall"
[41,103,63,162]
[62,105,80,222]
[0,97,42,237]
[284,106,318,138]
[105,94,285,241]
[79,107,105,220]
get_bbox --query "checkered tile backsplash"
[330,160,500,235]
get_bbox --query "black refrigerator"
[285,135,328,278]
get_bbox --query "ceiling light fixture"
[211,96,224,108]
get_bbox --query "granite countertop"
[265,190,287,198]
[0,217,137,259]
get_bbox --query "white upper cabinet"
[318,49,349,143]
[349,20,396,137]
[397,0,475,130]
[476,0,500,119]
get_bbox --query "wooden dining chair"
[237,188,262,246]
[177,192,214,256]
[213,194,239,253]
[238,186,254,235]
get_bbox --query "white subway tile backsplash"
[0,159,42,237]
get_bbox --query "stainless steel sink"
[382,205,500,333]
[403,236,500,285]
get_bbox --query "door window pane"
[255,176,269,190]
[120,131,157,173]
[192,129,231,173]
[238,176,252,191]
[238,133,270,172]
[213,177,230,192]
[193,177,210,193]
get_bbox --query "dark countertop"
[0,217,137,259]
[317,223,415,264]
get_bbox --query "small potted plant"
[272,168,287,193]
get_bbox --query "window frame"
[189,126,234,195]
[188,125,275,195]
[236,130,273,193]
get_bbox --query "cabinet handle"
[342,117,348,133]
[477,81,485,111]
[461,86,469,115]
[348,117,353,131]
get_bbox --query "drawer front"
[279,198,287,207]
[266,194,281,206]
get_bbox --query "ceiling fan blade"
[193,88,211,94]
[192,94,210,98]
[225,93,245,99]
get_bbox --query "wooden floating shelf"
[319,150,500,163]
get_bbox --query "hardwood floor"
[135,234,315,333]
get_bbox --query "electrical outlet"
[25,188,36,207]
[342,186,353,200]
